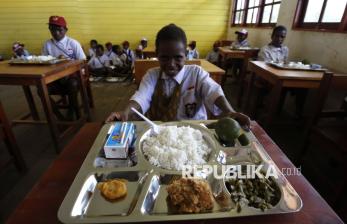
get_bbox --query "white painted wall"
[227,0,347,72]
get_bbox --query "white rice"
[142,125,211,170]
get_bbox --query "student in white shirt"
[88,40,98,59]
[258,25,306,118]
[88,44,110,81]
[12,41,30,58]
[106,24,250,130]
[136,37,148,59]
[186,40,199,59]
[206,41,220,65]
[231,29,249,49]
[42,15,86,120]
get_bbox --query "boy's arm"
[214,96,250,131]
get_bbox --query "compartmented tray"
[267,62,327,72]
[58,121,302,223]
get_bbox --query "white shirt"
[231,39,249,48]
[123,48,135,63]
[88,54,110,69]
[206,51,219,64]
[187,48,199,60]
[42,36,86,60]
[131,65,224,120]
[258,44,289,63]
[88,48,96,58]
[110,54,124,67]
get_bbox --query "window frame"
[231,0,282,28]
[293,0,347,33]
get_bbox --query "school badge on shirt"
[185,102,197,118]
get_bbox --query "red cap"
[48,16,67,27]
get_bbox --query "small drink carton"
[104,122,135,159]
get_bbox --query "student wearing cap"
[206,41,220,65]
[231,29,249,49]
[42,15,86,120]
[12,41,30,58]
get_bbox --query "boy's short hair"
[105,42,112,47]
[96,44,104,51]
[112,45,121,53]
[272,25,287,36]
[90,39,98,44]
[155,24,187,49]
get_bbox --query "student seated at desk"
[88,44,110,81]
[88,39,98,59]
[258,25,288,63]
[231,29,249,49]
[258,25,306,118]
[206,41,220,65]
[42,15,86,120]
[106,24,250,129]
[12,41,30,58]
[187,40,199,60]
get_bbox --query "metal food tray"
[58,121,302,223]
[9,58,67,65]
[267,62,327,72]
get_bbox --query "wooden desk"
[245,61,326,128]
[218,47,259,106]
[142,46,156,59]
[134,59,225,85]
[6,122,343,224]
[0,60,91,152]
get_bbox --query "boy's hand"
[105,110,129,122]
[230,112,251,131]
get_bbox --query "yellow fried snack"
[97,179,127,200]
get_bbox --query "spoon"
[130,107,160,135]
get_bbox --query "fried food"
[97,179,127,200]
[166,178,214,213]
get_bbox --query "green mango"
[215,117,241,143]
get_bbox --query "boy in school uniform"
[231,29,249,49]
[42,15,86,120]
[186,40,199,59]
[106,24,250,130]
[136,37,148,59]
[110,45,128,74]
[258,26,288,63]
[227,29,250,81]
[12,41,30,58]
[104,42,114,58]
[88,44,110,81]
[206,41,220,65]
[88,39,98,59]
[258,25,306,118]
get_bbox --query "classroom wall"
[0,0,231,59]
[227,0,347,72]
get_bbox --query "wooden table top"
[218,47,260,58]
[0,60,83,78]
[6,122,343,224]
[200,59,224,74]
[249,61,326,81]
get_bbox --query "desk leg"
[237,58,248,107]
[264,80,283,129]
[22,86,39,120]
[78,68,91,121]
[37,80,60,153]
[243,71,255,115]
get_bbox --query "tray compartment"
[71,171,148,217]
[141,173,234,215]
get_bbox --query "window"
[293,0,347,32]
[231,0,282,27]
